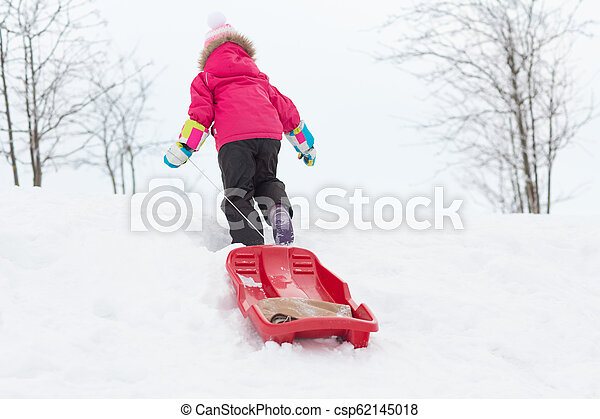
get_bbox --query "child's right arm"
[164,74,214,168]
[268,84,317,167]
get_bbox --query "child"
[164,12,316,246]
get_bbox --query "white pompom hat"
[204,12,236,48]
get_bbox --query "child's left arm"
[267,83,317,167]
[164,75,214,168]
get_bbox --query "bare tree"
[75,56,156,194]
[0,0,159,191]
[0,7,19,185]
[380,0,595,213]
[9,0,107,186]
[117,66,154,195]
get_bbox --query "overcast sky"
[2,0,599,215]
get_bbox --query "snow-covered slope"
[1,187,599,397]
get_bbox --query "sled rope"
[168,150,266,241]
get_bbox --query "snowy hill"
[1,186,599,398]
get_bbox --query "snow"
[1,186,599,397]
[240,275,263,288]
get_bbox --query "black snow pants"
[218,138,291,246]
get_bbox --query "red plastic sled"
[226,246,378,348]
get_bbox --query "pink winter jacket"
[188,42,300,151]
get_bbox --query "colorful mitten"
[285,120,316,166]
[164,119,210,168]
[164,142,194,168]
[299,147,316,166]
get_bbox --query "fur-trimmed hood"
[198,32,256,71]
